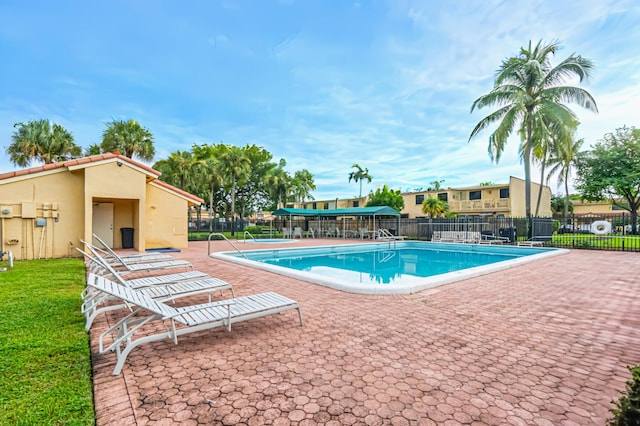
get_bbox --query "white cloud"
[1,0,639,204]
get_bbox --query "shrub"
[244,225,263,235]
[608,365,640,425]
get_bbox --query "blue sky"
[1,0,638,200]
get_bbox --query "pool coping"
[210,241,569,294]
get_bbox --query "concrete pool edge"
[210,242,570,295]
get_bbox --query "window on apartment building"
[415,194,424,204]
[312,202,317,209]
[324,203,329,209]
[499,188,510,198]
[437,193,448,202]
[469,190,482,200]
[352,201,359,207]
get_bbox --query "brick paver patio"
[91,240,640,425]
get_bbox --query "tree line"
[5,119,316,229]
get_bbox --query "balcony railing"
[448,199,510,212]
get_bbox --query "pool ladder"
[208,233,248,259]
[377,250,396,263]
[243,231,257,242]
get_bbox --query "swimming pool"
[211,241,567,294]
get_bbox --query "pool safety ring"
[591,220,612,235]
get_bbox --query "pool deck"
[91,239,640,425]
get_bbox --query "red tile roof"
[0,153,161,181]
[0,153,202,205]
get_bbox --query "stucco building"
[0,153,202,260]
[295,176,552,219]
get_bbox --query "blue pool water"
[212,241,566,294]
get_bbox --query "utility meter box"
[21,202,36,218]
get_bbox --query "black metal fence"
[189,213,640,252]
[551,212,640,251]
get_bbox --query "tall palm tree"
[547,134,585,219]
[531,115,580,216]
[101,119,155,161]
[469,39,597,219]
[421,197,449,218]
[348,164,373,198]
[8,119,81,167]
[290,169,316,203]
[218,144,250,235]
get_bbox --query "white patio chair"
[87,273,303,375]
[91,234,175,264]
[83,238,192,273]
[377,228,406,241]
[78,246,234,330]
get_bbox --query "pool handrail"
[208,233,248,259]
[243,230,257,242]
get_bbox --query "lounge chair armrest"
[163,299,238,319]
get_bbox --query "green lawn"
[0,258,94,425]
[551,233,640,250]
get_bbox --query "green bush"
[608,365,640,425]
[243,225,263,234]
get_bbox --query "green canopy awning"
[272,206,400,217]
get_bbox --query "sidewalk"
[91,240,640,425]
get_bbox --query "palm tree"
[101,119,155,161]
[469,39,598,219]
[547,134,584,219]
[429,180,445,191]
[551,194,574,215]
[348,164,373,198]
[421,197,449,218]
[532,116,580,216]
[218,145,250,235]
[153,150,205,194]
[266,159,291,209]
[84,143,101,156]
[290,169,316,203]
[192,144,227,223]
[7,119,81,167]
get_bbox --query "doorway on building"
[92,202,114,247]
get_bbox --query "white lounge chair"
[83,239,192,273]
[293,227,303,239]
[376,228,406,241]
[79,246,234,330]
[517,239,545,247]
[282,228,291,238]
[91,234,175,264]
[86,273,303,375]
